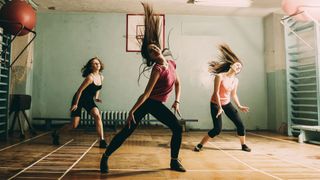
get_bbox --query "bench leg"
[298,130,306,143]
[179,121,186,132]
[45,120,52,130]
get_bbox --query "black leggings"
[104,99,183,158]
[208,102,246,138]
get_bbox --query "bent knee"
[173,124,183,134]
[208,129,221,138]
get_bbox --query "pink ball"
[282,0,320,21]
[0,0,36,36]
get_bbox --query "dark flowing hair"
[138,3,162,83]
[81,57,104,77]
[208,44,242,74]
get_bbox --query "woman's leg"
[148,100,185,172]
[52,116,80,145]
[223,103,251,152]
[90,107,107,148]
[100,100,150,173]
[90,107,104,139]
[195,103,222,151]
[149,101,182,158]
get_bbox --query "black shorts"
[70,95,98,117]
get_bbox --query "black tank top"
[77,74,102,101]
[81,82,102,100]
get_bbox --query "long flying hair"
[81,57,104,77]
[138,3,162,83]
[208,44,242,74]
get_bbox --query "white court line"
[17,171,63,173]
[71,167,254,172]
[11,177,57,179]
[248,132,320,171]
[0,132,50,152]
[247,132,298,144]
[112,169,254,172]
[2,167,316,173]
[0,167,20,170]
[8,139,74,180]
[58,139,98,180]
[248,132,320,149]
[208,142,282,180]
[264,153,320,172]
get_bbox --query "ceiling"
[31,0,285,17]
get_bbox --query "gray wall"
[263,13,287,133]
[32,12,267,130]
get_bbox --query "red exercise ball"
[0,0,36,36]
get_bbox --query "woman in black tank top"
[52,57,108,148]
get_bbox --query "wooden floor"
[0,128,320,180]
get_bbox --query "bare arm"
[213,74,223,117]
[95,75,104,102]
[95,91,102,103]
[174,73,181,102]
[171,72,181,116]
[71,75,93,111]
[213,74,222,108]
[231,78,249,112]
[231,79,241,107]
[95,91,100,99]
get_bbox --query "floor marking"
[58,139,98,180]
[8,139,74,180]
[208,142,282,180]
[248,132,320,149]
[0,132,49,152]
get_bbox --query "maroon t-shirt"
[149,60,176,102]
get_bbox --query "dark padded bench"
[32,117,198,132]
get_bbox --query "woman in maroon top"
[100,3,185,173]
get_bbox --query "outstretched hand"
[238,105,249,113]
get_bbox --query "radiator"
[80,110,153,127]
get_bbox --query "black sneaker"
[241,144,251,152]
[100,153,109,173]
[193,144,202,152]
[99,140,108,148]
[170,159,186,172]
[51,130,60,145]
